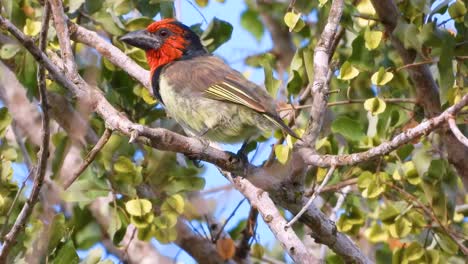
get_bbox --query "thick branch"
[68,22,151,91]
[231,175,318,264]
[301,0,344,149]
[0,4,51,261]
[49,0,78,78]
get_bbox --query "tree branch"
[300,0,344,149]
[228,173,318,264]
[0,4,51,261]
[298,93,468,167]
[286,166,336,227]
[448,117,468,148]
[63,128,113,189]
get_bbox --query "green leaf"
[82,248,104,264]
[251,243,265,259]
[274,144,290,165]
[153,213,178,229]
[0,108,12,137]
[437,34,455,104]
[125,17,154,31]
[240,9,264,42]
[388,217,411,238]
[0,43,21,59]
[131,214,154,228]
[287,70,303,95]
[113,0,134,15]
[403,161,420,185]
[338,61,360,80]
[195,0,209,7]
[364,222,388,243]
[404,242,424,261]
[69,0,86,13]
[50,240,79,264]
[125,199,152,216]
[263,63,280,97]
[51,132,70,176]
[424,250,440,264]
[331,116,365,141]
[200,18,233,52]
[394,20,422,52]
[364,97,386,116]
[23,19,41,36]
[92,10,124,35]
[349,34,373,70]
[448,0,466,22]
[284,11,305,32]
[435,232,459,254]
[161,194,185,214]
[153,226,177,244]
[364,28,383,50]
[371,67,394,86]
[114,156,136,174]
[48,214,66,253]
[379,203,400,224]
[319,0,328,7]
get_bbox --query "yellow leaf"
[371,67,394,85]
[23,19,41,36]
[274,144,290,164]
[338,61,360,80]
[364,28,383,50]
[364,97,386,116]
[125,199,152,216]
[284,12,305,32]
[161,194,185,215]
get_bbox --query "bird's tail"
[262,113,300,139]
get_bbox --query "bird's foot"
[129,124,145,143]
[185,137,211,168]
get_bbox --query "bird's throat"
[146,48,183,75]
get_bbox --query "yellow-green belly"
[159,78,272,143]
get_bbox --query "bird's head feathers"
[120,19,206,73]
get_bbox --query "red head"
[120,19,207,74]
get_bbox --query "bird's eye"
[158,29,169,37]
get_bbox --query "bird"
[120,19,299,144]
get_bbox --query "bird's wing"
[162,56,299,138]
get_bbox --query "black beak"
[119,30,160,50]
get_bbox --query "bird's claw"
[129,124,145,143]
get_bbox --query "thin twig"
[213,198,246,242]
[319,185,351,259]
[278,98,418,112]
[235,207,259,260]
[448,116,468,148]
[63,128,112,189]
[315,177,357,195]
[0,3,51,261]
[395,59,438,72]
[11,122,33,169]
[0,170,34,238]
[286,166,336,227]
[388,183,468,255]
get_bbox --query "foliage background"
[0,0,467,263]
